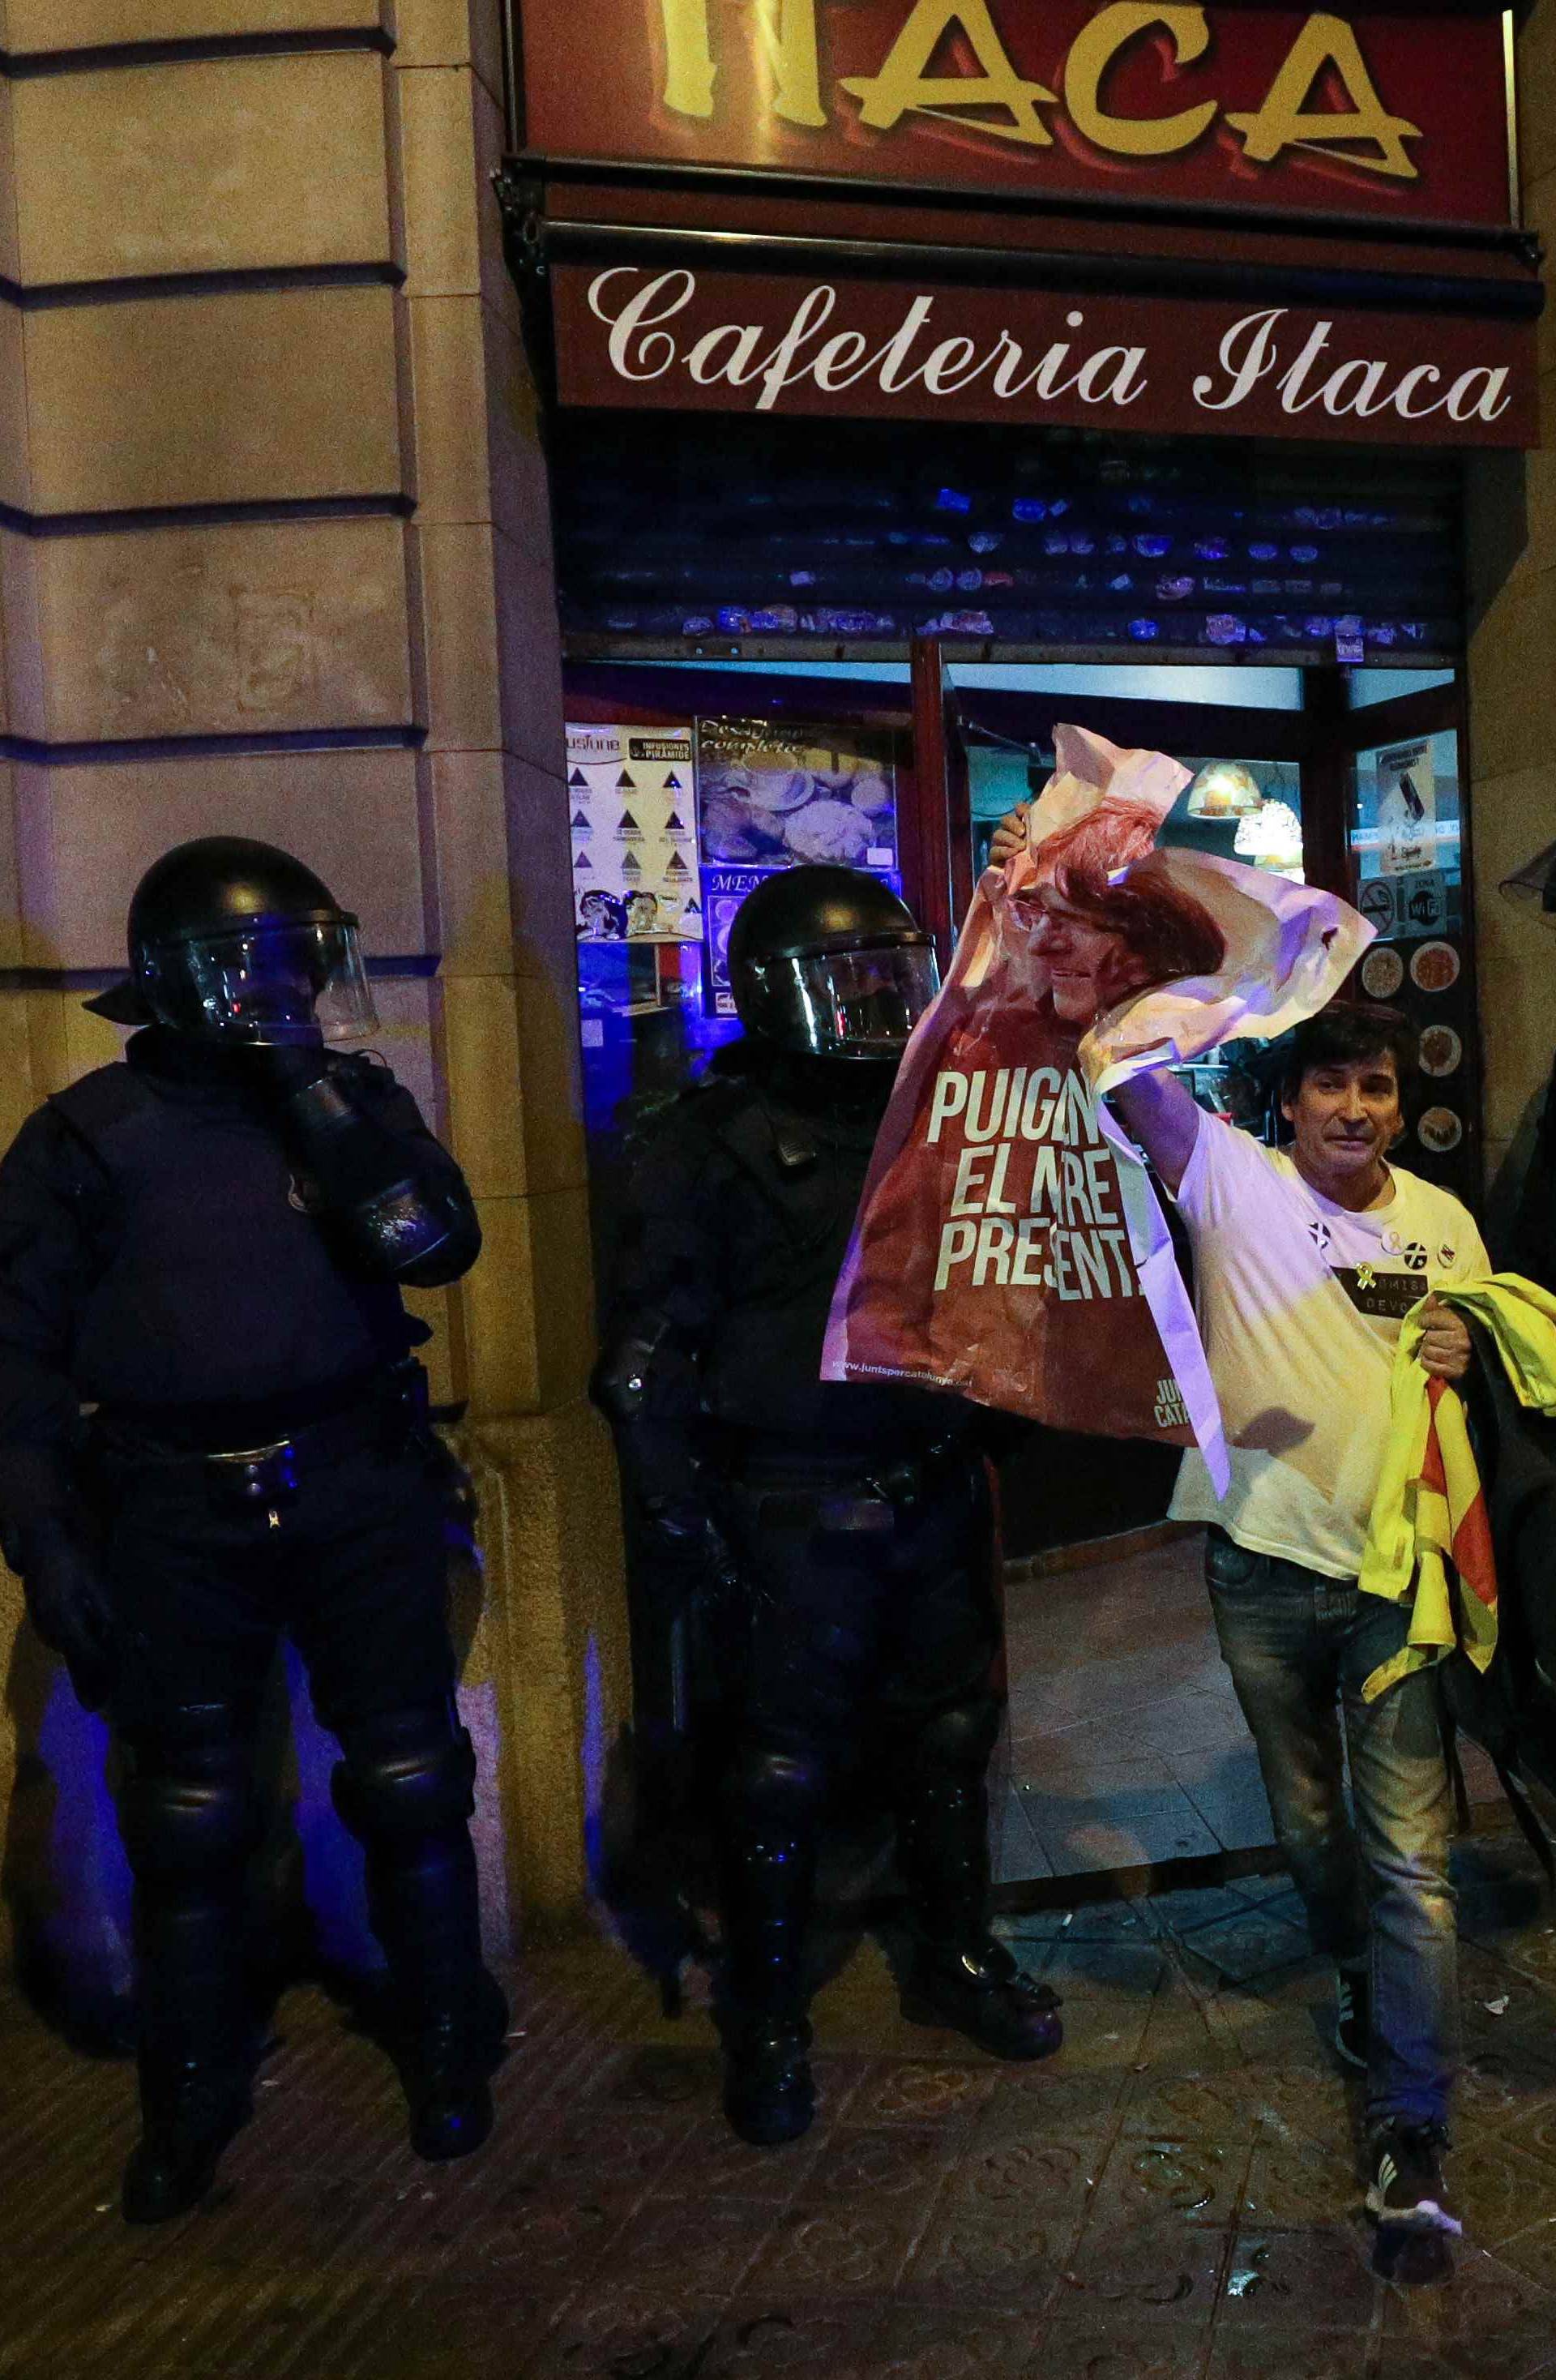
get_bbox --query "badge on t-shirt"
[1332,1263,1423,1321]
[1307,1218,1332,1254]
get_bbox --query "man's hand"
[13,1514,117,1710]
[1418,1292,1473,1383]
[987,804,1031,871]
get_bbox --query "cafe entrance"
[501,0,1539,1884]
[561,652,1475,1542]
[555,414,1478,1556]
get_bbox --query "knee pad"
[724,1740,831,1832]
[120,1706,260,1889]
[908,1695,1002,1783]
[332,1703,476,1846]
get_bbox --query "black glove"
[639,1496,749,1614]
[245,1041,331,1101]
[10,1513,118,1711]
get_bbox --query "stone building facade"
[0,0,1551,1954]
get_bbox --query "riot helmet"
[85,836,378,1047]
[726,866,939,1062]
[1501,837,1556,925]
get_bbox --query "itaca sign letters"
[517,0,1514,225]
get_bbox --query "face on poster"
[567,724,703,941]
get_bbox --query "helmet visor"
[765,939,940,1059]
[148,919,378,1046]
[1501,837,1556,923]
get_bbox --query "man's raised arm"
[1109,1069,1203,1198]
[988,799,1203,1196]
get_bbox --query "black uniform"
[0,851,505,2220]
[597,1036,1059,2146]
[0,1032,465,1719]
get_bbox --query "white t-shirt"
[1168,1114,1490,1579]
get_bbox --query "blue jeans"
[1204,1528,1458,2131]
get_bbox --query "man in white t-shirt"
[1113,1004,1487,2241]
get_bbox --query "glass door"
[562,659,925,1269]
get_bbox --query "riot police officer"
[594,866,1061,2148]
[0,837,506,2220]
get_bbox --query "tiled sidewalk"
[4,1820,1556,2380]
[999,1529,1503,1883]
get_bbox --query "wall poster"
[1376,738,1437,876]
[696,716,902,1013]
[567,724,703,943]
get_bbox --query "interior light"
[1233,798,1305,875]
[1186,760,1264,819]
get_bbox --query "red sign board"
[519,1,1512,227]
[552,263,1537,447]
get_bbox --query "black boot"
[896,1714,1062,2063]
[400,1965,510,2160]
[122,1894,257,2221]
[365,1826,509,2160]
[335,1714,509,2162]
[118,1723,261,2224]
[718,1823,819,2147]
[122,2053,253,2224]
[900,1934,1063,2060]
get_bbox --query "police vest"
[48,1061,413,1413]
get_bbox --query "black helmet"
[1501,837,1556,924]
[727,865,939,1062]
[85,835,378,1047]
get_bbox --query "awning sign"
[553,266,1537,450]
[519,1,1513,226]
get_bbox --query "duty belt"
[723,1433,971,1533]
[93,1363,430,1526]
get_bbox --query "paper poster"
[1377,741,1436,877]
[702,863,786,1017]
[567,724,703,942]
[823,724,1371,1484]
[696,718,899,873]
[822,728,1208,1458]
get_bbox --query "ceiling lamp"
[1186,760,1264,819]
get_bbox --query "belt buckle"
[206,1438,299,1528]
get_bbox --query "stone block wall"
[1468,0,1556,1189]
[0,0,628,1979]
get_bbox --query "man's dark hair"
[1275,1003,1417,1119]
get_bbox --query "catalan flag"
[1360,1275,1556,1699]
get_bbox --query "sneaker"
[1334,1965,1370,2071]
[1366,2121,1461,2234]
